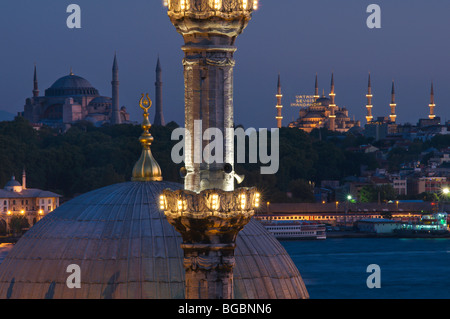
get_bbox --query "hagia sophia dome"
[45,73,99,97]
[0,115,309,299]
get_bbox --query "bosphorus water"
[281,237,450,299]
[0,239,448,299]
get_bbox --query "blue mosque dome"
[45,73,99,97]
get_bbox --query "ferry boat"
[260,220,326,240]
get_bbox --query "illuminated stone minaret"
[429,82,436,120]
[366,73,373,124]
[328,73,336,131]
[389,81,397,123]
[33,65,39,98]
[276,73,283,128]
[161,0,260,300]
[314,73,319,100]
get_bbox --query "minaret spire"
[314,73,319,100]
[275,73,283,128]
[429,81,436,119]
[154,56,166,126]
[366,72,373,124]
[33,64,39,97]
[389,80,397,123]
[329,72,336,131]
[111,52,121,125]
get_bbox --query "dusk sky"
[1,0,450,128]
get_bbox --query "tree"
[9,216,29,235]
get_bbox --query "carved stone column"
[165,0,256,193]
[161,187,260,299]
[162,0,259,299]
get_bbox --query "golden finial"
[131,94,163,182]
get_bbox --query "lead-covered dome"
[45,74,99,97]
[0,181,309,299]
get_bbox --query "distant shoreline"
[326,231,450,239]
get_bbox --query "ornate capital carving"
[161,187,258,220]
[183,255,236,271]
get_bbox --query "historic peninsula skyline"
[0,0,449,129]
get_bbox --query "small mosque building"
[0,171,61,233]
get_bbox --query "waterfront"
[282,237,450,299]
[0,239,448,299]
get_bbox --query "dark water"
[0,240,448,299]
[281,238,450,299]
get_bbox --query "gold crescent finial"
[139,93,152,113]
[132,93,162,182]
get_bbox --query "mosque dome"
[89,96,112,107]
[315,96,331,107]
[45,73,99,97]
[4,177,21,189]
[0,181,309,299]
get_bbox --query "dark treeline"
[0,117,183,200]
[0,118,448,203]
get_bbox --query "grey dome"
[89,96,112,106]
[45,74,99,97]
[0,181,308,299]
[4,177,21,189]
[315,97,331,106]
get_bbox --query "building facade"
[0,172,61,233]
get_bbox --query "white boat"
[260,220,326,240]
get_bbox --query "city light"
[159,195,166,210]
[254,192,260,208]
[443,187,449,195]
[239,193,247,210]
[211,194,220,211]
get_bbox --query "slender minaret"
[22,169,26,190]
[33,64,39,98]
[154,57,166,126]
[429,82,436,120]
[314,74,319,100]
[389,80,397,123]
[328,73,336,131]
[275,73,283,128]
[366,73,373,124]
[111,53,121,125]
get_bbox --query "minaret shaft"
[429,82,436,119]
[329,73,336,131]
[366,73,373,124]
[111,54,121,125]
[182,44,236,192]
[154,58,166,126]
[33,65,39,98]
[390,81,397,123]
[276,74,283,128]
